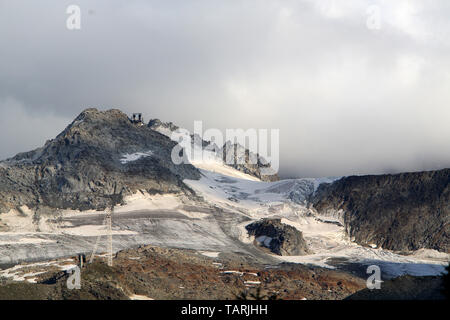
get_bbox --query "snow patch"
[116,191,182,212]
[0,258,77,283]
[120,151,153,164]
[62,225,138,237]
[0,237,56,245]
[244,281,261,285]
[198,251,220,258]
[256,235,273,248]
[129,294,154,300]
[0,206,65,233]
[191,158,261,181]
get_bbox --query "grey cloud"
[0,0,449,178]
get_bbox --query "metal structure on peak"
[130,113,144,126]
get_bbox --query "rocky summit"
[0,108,200,214]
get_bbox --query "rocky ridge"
[0,108,200,215]
[148,119,279,181]
[312,169,450,252]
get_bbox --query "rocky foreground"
[0,245,366,300]
[1,245,447,300]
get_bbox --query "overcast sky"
[0,0,449,178]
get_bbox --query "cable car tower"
[89,205,114,267]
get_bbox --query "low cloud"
[0,0,449,178]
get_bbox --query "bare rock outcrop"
[312,169,450,252]
[245,218,310,256]
[0,108,200,214]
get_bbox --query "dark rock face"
[312,169,450,252]
[245,218,310,256]
[0,108,200,213]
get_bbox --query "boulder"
[245,218,310,256]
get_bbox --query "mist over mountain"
[1,1,450,178]
[0,108,448,255]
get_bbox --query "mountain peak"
[73,107,129,124]
[0,108,200,213]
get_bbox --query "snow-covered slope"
[149,119,279,181]
[184,169,449,279]
[185,169,337,218]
